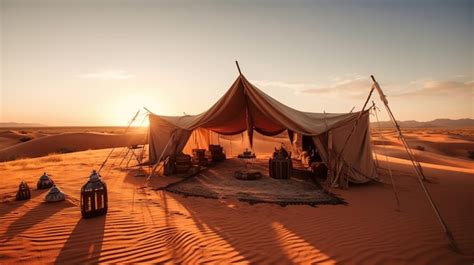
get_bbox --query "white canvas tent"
[147,72,378,187]
[140,66,458,250]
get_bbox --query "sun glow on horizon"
[104,93,160,127]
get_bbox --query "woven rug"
[163,158,345,206]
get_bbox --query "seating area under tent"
[145,70,378,189]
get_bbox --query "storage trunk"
[269,158,292,179]
[192,157,209,166]
[175,154,192,173]
[192,149,208,166]
[192,149,206,158]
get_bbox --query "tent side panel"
[148,115,192,164]
[313,112,377,184]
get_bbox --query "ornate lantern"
[45,185,66,202]
[37,172,54,189]
[16,181,31,201]
[81,170,108,218]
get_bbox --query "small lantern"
[16,181,31,201]
[81,170,108,218]
[45,185,66,202]
[37,172,54,189]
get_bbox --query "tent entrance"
[182,128,294,158]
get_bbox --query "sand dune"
[373,145,474,169]
[371,129,474,160]
[0,132,147,162]
[0,140,473,263]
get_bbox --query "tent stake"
[371,75,459,251]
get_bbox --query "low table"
[234,170,262,180]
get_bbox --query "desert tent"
[147,73,378,186]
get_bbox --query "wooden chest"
[192,148,208,166]
[269,158,292,179]
[175,154,192,173]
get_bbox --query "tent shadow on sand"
[55,215,106,264]
[165,192,335,263]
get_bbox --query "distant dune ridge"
[0,132,147,161]
[372,118,474,128]
[0,122,47,128]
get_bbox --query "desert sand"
[0,127,147,162]
[0,128,473,264]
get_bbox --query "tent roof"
[150,75,362,137]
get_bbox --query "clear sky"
[1,0,472,126]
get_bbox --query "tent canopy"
[148,74,377,185]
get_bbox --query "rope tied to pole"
[373,100,400,209]
[371,75,459,252]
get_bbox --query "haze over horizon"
[1,0,473,126]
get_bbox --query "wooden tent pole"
[98,109,141,173]
[370,75,425,180]
[235,61,242,75]
[371,75,459,251]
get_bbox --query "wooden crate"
[175,154,192,173]
[209,145,223,154]
[192,149,206,158]
[269,158,292,179]
[192,157,209,166]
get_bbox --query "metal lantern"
[37,172,54,189]
[80,170,108,218]
[45,185,66,202]
[16,181,31,201]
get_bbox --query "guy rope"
[370,75,459,251]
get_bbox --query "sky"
[0,0,472,126]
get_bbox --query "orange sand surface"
[1,129,474,264]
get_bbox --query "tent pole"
[370,75,426,180]
[143,107,151,113]
[332,84,376,187]
[370,102,381,170]
[97,109,141,173]
[235,61,242,75]
[371,75,459,251]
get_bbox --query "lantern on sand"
[80,170,108,218]
[16,181,31,201]
[45,185,66,202]
[37,172,54,189]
